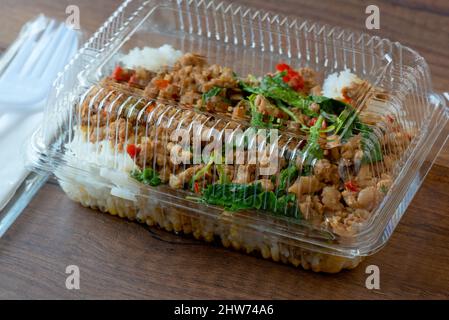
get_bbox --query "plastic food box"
[26,0,449,273]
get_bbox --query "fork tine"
[39,27,77,81]
[29,23,66,78]
[20,19,56,76]
[0,31,39,80]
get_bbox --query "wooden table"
[1,0,448,299]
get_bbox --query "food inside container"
[59,45,408,272]
[27,0,449,273]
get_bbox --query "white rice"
[322,69,362,99]
[58,128,140,200]
[65,129,135,173]
[119,44,183,71]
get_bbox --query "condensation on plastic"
[26,0,449,272]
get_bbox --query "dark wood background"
[0,0,448,299]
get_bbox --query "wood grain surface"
[0,0,448,299]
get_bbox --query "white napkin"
[0,111,42,210]
[0,17,46,211]
[0,16,78,211]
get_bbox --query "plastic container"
[26,0,449,272]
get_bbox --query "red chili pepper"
[275,63,290,72]
[112,66,123,81]
[276,62,304,91]
[193,182,200,193]
[287,68,297,77]
[345,181,359,192]
[308,117,317,127]
[126,144,141,158]
[308,117,327,129]
[112,65,131,82]
[282,74,291,82]
[342,97,352,105]
[154,79,169,90]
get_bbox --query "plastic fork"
[0,17,78,114]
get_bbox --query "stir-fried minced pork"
[76,52,410,236]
